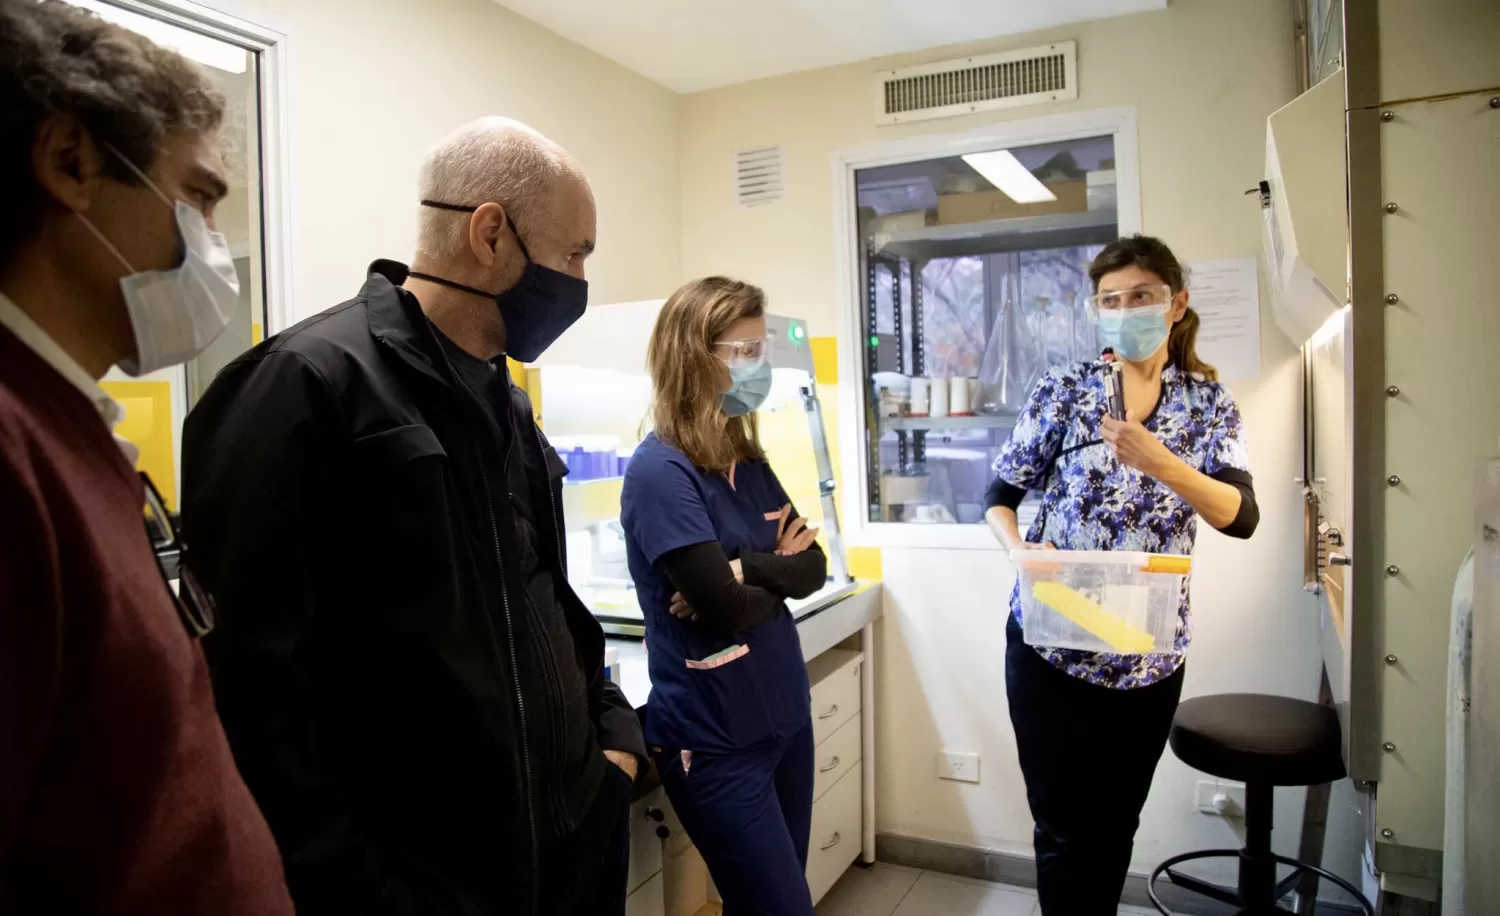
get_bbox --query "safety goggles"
[1083,284,1172,320]
[712,336,772,370]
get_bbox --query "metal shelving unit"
[880,414,1018,434]
[873,208,1117,262]
[863,207,1113,524]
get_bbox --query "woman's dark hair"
[0,0,226,269]
[1089,234,1218,381]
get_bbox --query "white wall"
[242,0,682,324]
[678,0,1364,887]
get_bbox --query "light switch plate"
[937,751,980,783]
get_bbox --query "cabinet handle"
[818,756,841,773]
[818,704,840,720]
[820,832,842,851]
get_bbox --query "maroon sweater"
[0,327,293,915]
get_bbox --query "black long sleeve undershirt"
[657,541,807,637]
[741,543,827,600]
[984,468,1260,540]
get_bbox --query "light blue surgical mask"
[1096,305,1169,361]
[720,362,772,417]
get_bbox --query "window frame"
[830,106,1142,550]
[101,0,301,341]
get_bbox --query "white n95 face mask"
[77,149,241,377]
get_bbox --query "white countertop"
[605,581,882,711]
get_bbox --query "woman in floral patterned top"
[985,236,1259,915]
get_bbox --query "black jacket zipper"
[376,335,539,915]
[471,450,539,913]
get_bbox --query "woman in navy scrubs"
[986,236,1259,914]
[621,277,826,916]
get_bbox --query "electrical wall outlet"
[1196,779,1246,817]
[937,751,981,784]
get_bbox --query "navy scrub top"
[620,433,812,755]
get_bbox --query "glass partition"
[854,134,1118,525]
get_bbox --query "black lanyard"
[141,472,216,639]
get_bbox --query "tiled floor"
[815,863,1159,916]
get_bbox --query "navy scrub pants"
[1005,615,1185,915]
[654,724,816,916]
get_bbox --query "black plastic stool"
[1147,694,1374,916]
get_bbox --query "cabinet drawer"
[663,844,709,916]
[812,716,860,804]
[625,871,665,916]
[807,649,862,746]
[805,763,862,906]
[627,788,666,894]
[658,784,693,859]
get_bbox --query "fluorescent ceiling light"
[61,0,247,74]
[961,150,1056,204]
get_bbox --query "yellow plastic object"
[1142,555,1192,575]
[100,379,175,508]
[1031,581,1156,654]
[846,546,882,580]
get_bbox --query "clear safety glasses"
[713,336,772,370]
[1083,284,1172,321]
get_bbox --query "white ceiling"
[491,0,1167,93]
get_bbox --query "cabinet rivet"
[1381,110,1395,121]
[1385,293,1399,305]
[1383,742,1397,753]
[1386,385,1401,397]
[1386,565,1401,577]
[1385,654,1399,665]
[1382,828,1395,839]
[1384,202,1399,214]
[1387,475,1402,487]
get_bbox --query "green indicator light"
[791,324,805,341]
[869,335,879,348]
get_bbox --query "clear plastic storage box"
[1011,549,1191,655]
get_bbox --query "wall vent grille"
[735,146,785,208]
[874,41,1078,125]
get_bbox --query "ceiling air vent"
[734,146,785,208]
[874,41,1078,125]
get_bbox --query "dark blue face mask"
[412,200,589,362]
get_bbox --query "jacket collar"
[363,259,455,387]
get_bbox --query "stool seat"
[1170,694,1345,787]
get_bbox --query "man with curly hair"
[0,1,293,912]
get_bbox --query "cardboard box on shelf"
[868,210,935,234]
[935,180,1087,225]
[1086,169,1117,211]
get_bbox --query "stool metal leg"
[1148,848,1376,916]
[1239,782,1278,912]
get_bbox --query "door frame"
[100,0,301,340]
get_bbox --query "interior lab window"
[856,134,1118,525]
[67,0,271,511]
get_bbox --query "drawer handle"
[818,756,841,773]
[818,704,840,720]
[820,832,842,851]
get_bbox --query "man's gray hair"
[415,117,573,263]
